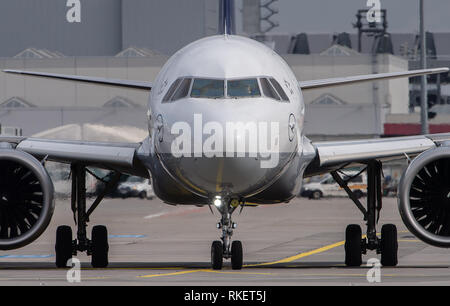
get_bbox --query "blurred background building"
[0,0,449,142]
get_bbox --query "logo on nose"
[156,114,164,142]
[288,114,296,142]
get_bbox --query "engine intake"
[398,147,450,247]
[0,150,54,250]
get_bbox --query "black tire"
[311,190,322,200]
[91,225,109,268]
[380,224,398,267]
[345,224,362,267]
[139,191,147,199]
[55,226,73,268]
[211,240,223,270]
[231,241,243,270]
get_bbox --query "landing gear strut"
[332,161,398,267]
[55,164,121,268]
[211,198,243,270]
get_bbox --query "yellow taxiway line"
[139,269,205,278]
[137,231,414,278]
[245,240,346,267]
[138,269,273,278]
[245,231,411,268]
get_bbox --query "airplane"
[0,0,449,270]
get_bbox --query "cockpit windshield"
[163,76,289,102]
[227,79,261,98]
[191,79,224,99]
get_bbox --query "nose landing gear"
[210,198,243,270]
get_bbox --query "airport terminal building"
[0,0,449,141]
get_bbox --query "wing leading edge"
[0,136,149,177]
[299,68,448,90]
[6,67,447,92]
[3,70,153,90]
[305,133,450,177]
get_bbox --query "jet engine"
[398,146,450,247]
[0,149,54,250]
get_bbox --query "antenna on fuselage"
[218,0,236,35]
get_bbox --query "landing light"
[213,197,222,208]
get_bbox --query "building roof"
[116,47,162,57]
[0,97,35,108]
[319,44,359,56]
[14,48,65,59]
[257,32,450,58]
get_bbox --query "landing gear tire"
[231,240,243,270]
[345,224,362,267]
[380,224,398,267]
[211,240,223,270]
[55,225,73,268]
[91,225,109,268]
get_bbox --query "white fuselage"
[146,35,306,203]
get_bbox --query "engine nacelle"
[0,150,54,250]
[398,146,450,247]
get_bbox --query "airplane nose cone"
[177,156,289,196]
[155,99,298,196]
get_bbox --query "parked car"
[383,175,398,197]
[117,176,155,200]
[94,172,130,198]
[300,172,366,200]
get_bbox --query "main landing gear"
[210,197,243,270]
[331,161,398,267]
[55,164,121,268]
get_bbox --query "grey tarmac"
[0,196,449,285]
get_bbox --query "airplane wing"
[1,70,154,175]
[305,133,450,176]
[299,68,448,90]
[6,68,447,91]
[3,70,153,90]
[298,67,450,175]
[0,136,149,177]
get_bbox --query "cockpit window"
[191,79,224,99]
[162,78,182,102]
[269,78,290,102]
[163,77,290,102]
[260,78,281,101]
[171,78,192,101]
[227,79,261,98]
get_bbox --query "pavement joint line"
[201,269,274,275]
[0,255,53,259]
[109,235,146,238]
[137,268,275,278]
[81,267,186,271]
[0,267,191,271]
[0,273,440,282]
[0,276,112,281]
[300,273,432,278]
